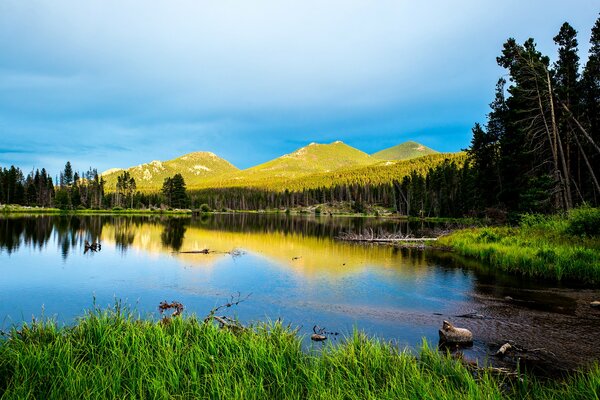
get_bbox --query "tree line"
[0,161,189,210]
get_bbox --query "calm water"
[1,214,599,370]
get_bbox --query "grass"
[0,205,192,215]
[0,305,599,399]
[438,207,600,284]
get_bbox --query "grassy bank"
[438,207,600,284]
[0,307,599,399]
[0,205,192,215]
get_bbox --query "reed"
[438,207,600,284]
[0,305,598,399]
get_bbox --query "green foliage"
[371,141,438,160]
[53,188,71,210]
[566,206,600,237]
[1,306,598,399]
[440,208,600,284]
[199,203,211,213]
[162,173,188,209]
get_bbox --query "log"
[311,333,327,342]
[439,320,473,344]
[341,238,438,243]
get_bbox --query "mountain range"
[102,140,443,191]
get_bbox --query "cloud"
[0,1,598,174]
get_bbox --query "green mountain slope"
[194,141,380,189]
[372,141,438,160]
[102,152,239,191]
[191,152,466,192]
[243,141,378,178]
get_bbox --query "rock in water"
[591,301,600,308]
[311,333,327,342]
[439,320,473,344]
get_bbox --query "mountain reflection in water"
[1,214,599,372]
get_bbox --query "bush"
[199,203,211,213]
[112,206,123,211]
[566,206,600,237]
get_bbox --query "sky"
[0,1,598,176]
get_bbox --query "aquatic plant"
[438,207,600,284]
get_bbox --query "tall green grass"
[438,207,600,284]
[0,305,598,399]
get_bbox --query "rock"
[504,296,513,301]
[495,343,512,357]
[591,301,600,308]
[311,333,327,342]
[439,320,473,344]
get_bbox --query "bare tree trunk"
[572,131,600,196]
[547,70,572,210]
[560,102,600,155]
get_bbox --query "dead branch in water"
[203,292,252,332]
[337,228,440,243]
[174,248,245,257]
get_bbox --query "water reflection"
[1,214,599,371]
[0,214,435,265]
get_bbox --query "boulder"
[591,301,600,308]
[439,320,473,344]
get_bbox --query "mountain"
[101,152,239,191]
[186,141,381,190]
[239,141,378,179]
[371,141,438,161]
[101,140,450,192]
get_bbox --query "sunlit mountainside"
[102,152,239,191]
[102,140,455,192]
[372,141,438,160]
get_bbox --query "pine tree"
[63,162,73,187]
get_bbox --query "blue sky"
[0,1,598,175]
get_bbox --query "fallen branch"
[203,292,252,332]
[175,248,245,257]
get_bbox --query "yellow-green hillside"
[190,152,466,191]
[372,141,438,160]
[102,152,239,191]
[235,141,378,180]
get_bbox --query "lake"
[1,213,599,371]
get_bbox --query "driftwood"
[84,240,101,253]
[178,249,210,254]
[338,231,438,243]
[175,248,245,257]
[495,343,512,357]
[439,320,473,345]
[311,333,327,341]
[310,325,339,342]
[203,292,251,332]
[158,301,184,317]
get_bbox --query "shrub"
[199,203,211,213]
[566,206,600,237]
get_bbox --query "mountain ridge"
[102,140,444,191]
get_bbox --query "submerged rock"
[439,320,473,344]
